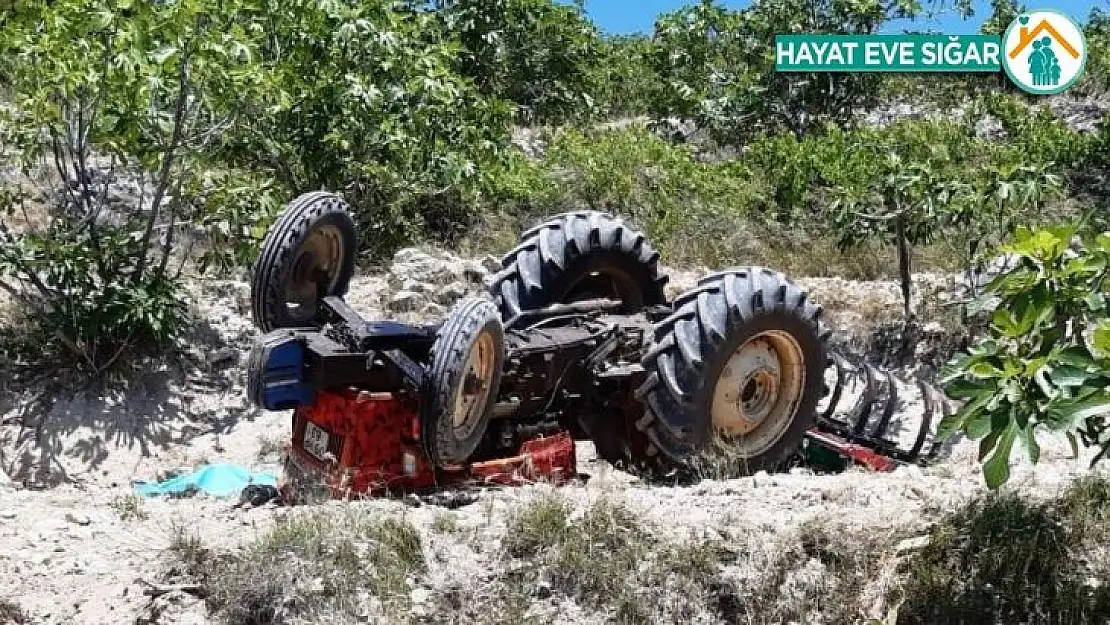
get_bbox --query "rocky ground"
[0,247,1105,625]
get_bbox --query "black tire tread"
[636,266,829,470]
[421,297,504,467]
[250,191,357,333]
[489,211,668,319]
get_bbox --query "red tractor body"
[280,389,577,502]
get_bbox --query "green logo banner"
[775,35,1003,72]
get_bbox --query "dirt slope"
[0,250,1099,625]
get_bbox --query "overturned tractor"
[246,192,951,501]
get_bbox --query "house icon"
[1008,18,1081,60]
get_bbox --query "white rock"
[206,347,239,366]
[388,291,422,312]
[420,303,445,318]
[410,587,430,605]
[894,535,931,554]
[400,279,433,294]
[461,260,489,283]
[64,513,91,526]
[481,255,502,273]
[392,248,431,265]
[436,282,470,305]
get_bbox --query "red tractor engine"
[281,389,576,502]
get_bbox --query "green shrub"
[899,486,1110,624]
[0,0,259,372]
[647,0,972,144]
[440,0,604,125]
[192,168,288,275]
[939,225,1110,488]
[1082,8,1110,92]
[978,93,1095,168]
[213,0,513,261]
[0,220,188,371]
[593,34,660,118]
[541,128,761,242]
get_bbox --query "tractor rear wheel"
[489,211,668,321]
[635,267,829,473]
[251,191,357,333]
[421,297,505,468]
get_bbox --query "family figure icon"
[1004,12,1085,93]
[1028,37,1062,86]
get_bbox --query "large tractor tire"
[251,191,357,333]
[421,297,505,468]
[635,267,830,473]
[489,211,668,321]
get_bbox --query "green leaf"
[1020,422,1041,464]
[1055,347,1096,369]
[979,426,1003,461]
[936,410,967,441]
[1066,432,1080,458]
[969,361,1005,379]
[966,409,996,439]
[944,377,994,399]
[991,308,1020,338]
[1087,320,1110,360]
[1045,392,1110,431]
[1047,364,1094,387]
[1085,291,1106,312]
[983,422,1018,489]
[151,47,178,64]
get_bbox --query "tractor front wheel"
[420,297,505,468]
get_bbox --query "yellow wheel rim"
[449,330,496,438]
[710,330,806,457]
[285,224,345,315]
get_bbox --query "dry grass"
[499,495,737,624]
[496,494,906,624]
[255,435,286,463]
[897,478,1110,624]
[431,512,461,535]
[0,599,28,624]
[161,478,1110,625]
[707,519,905,624]
[178,508,424,624]
[110,494,148,521]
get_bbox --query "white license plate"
[302,421,331,461]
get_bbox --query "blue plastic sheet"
[134,463,277,498]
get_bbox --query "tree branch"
[133,50,191,285]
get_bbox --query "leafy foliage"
[939,226,1110,488]
[1082,7,1110,92]
[438,0,604,125]
[648,0,971,144]
[472,126,770,267]
[211,0,511,260]
[0,0,260,372]
[594,34,661,118]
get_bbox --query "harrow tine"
[821,352,848,422]
[908,378,935,460]
[870,369,899,439]
[851,364,878,436]
[925,384,953,460]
